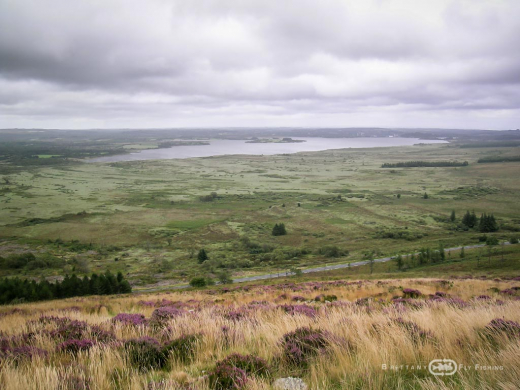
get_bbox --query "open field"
[0,276,519,389]
[1,134,520,288]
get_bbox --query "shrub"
[50,319,89,341]
[323,294,337,302]
[402,288,422,298]
[280,327,330,367]
[124,337,166,370]
[112,313,147,326]
[150,307,185,324]
[272,223,287,236]
[0,346,48,362]
[197,249,209,263]
[486,236,499,246]
[57,339,95,354]
[218,353,270,378]
[89,325,116,343]
[209,363,248,390]
[279,304,317,318]
[485,319,520,338]
[190,277,207,288]
[162,334,201,363]
[510,236,519,244]
[316,246,347,258]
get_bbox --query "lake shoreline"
[87,137,448,163]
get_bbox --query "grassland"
[0,274,519,389]
[1,140,520,288]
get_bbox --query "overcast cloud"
[0,0,519,129]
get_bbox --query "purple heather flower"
[112,313,147,326]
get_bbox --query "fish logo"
[428,359,458,376]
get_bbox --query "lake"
[88,137,447,162]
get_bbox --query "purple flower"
[485,318,520,338]
[150,307,185,324]
[280,327,330,367]
[279,304,318,318]
[0,346,48,361]
[112,313,147,326]
[50,320,89,341]
[89,325,116,343]
[57,339,95,354]
[224,310,248,322]
[209,362,248,390]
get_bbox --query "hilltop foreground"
[1,276,519,389]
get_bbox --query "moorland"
[0,127,519,389]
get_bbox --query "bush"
[197,249,209,263]
[280,327,330,367]
[124,337,166,370]
[316,246,348,258]
[209,363,247,390]
[217,353,271,378]
[402,288,422,298]
[112,313,147,326]
[485,319,520,339]
[0,346,48,362]
[57,339,95,354]
[510,236,519,244]
[150,307,185,325]
[190,277,207,288]
[279,304,317,318]
[162,334,201,363]
[272,223,287,236]
[486,236,499,245]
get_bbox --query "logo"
[428,359,458,376]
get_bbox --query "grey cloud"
[0,0,519,129]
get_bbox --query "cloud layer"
[1,0,519,129]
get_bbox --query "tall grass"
[0,277,519,389]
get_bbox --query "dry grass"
[1,277,519,389]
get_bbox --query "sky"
[0,0,519,130]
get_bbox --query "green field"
[1,132,520,288]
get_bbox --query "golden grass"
[0,278,519,389]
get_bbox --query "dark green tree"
[394,254,403,270]
[450,210,456,222]
[272,223,287,236]
[119,279,132,293]
[439,243,446,261]
[197,249,208,263]
[479,213,498,233]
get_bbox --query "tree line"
[381,161,468,168]
[0,271,132,305]
[477,156,520,163]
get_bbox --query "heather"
[0,277,519,389]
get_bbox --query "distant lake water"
[88,137,448,163]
